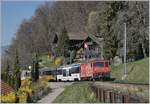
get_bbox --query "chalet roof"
[68,32,88,40]
[1,80,15,95]
[87,34,103,45]
[52,32,103,45]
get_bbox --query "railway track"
[91,81,149,103]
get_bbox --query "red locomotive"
[80,59,111,80]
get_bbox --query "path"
[37,82,73,103]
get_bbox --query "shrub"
[1,77,51,103]
[1,92,16,103]
[55,57,63,65]
[18,92,27,103]
[21,78,32,87]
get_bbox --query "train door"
[62,67,71,81]
[57,69,63,81]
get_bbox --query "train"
[80,59,111,81]
[39,67,57,81]
[21,68,57,81]
[21,59,111,81]
[57,59,111,81]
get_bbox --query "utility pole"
[123,23,127,79]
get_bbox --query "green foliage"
[70,50,76,64]
[1,61,9,84]
[101,2,122,60]
[9,76,15,89]
[56,28,70,57]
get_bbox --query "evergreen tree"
[92,2,125,60]
[136,43,144,60]
[13,50,21,91]
[31,53,39,82]
[2,61,9,83]
[56,27,70,57]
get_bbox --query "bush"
[21,78,32,87]
[27,80,51,103]
[18,91,28,103]
[1,92,16,103]
[19,87,32,96]
[54,57,63,65]
[1,78,51,103]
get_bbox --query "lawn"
[53,82,99,103]
[111,58,149,84]
[39,55,57,68]
[53,58,149,103]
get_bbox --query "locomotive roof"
[82,59,109,63]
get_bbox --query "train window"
[63,70,66,76]
[93,62,104,67]
[70,66,80,74]
[57,69,62,75]
[43,71,52,75]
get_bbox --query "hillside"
[111,58,149,84]
[53,82,98,103]
[39,55,58,68]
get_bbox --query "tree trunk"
[141,43,147,58]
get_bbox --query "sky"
[1,1,45,46]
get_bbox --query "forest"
[1,1,149,71]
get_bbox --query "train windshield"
[105,62,109,67]
[70,66,80,74]
[93,62,104,67]
[63,69,71,76]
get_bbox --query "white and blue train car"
[57,63,81,81]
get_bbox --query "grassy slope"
[53,82,99,103]
[39,55,56,68]
[111,58,149,84]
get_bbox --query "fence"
[91,85,149,103]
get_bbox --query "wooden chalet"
[52,32,104,62]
